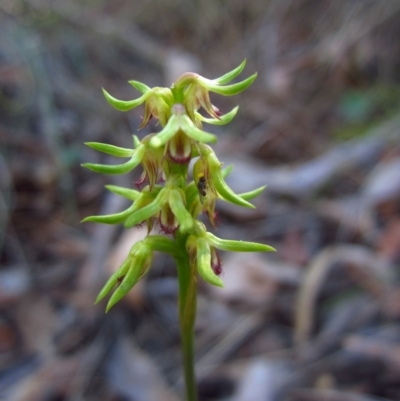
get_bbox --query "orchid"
[82,60,275,401]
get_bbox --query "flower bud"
[95,241,154,312]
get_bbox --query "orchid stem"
[176,235,198,401]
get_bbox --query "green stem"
[176,235,198,401]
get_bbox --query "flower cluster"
[83,60,275,312]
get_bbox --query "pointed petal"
[181,115,217,144]
[105,185,141,201]
[84,142,134,157]
[81,145,145,174]
[128,80,151,94]
[102,88,146,111]
[214,59,247,85]
[124,190,166,228]
[81,202,137,225]
[205,152,254,208]
[213,170,255,208]
[133,135,141,148]
[95,259,130,304]
[238,185,266,201]
[204,73,257,96]
[106,250,148,311]
[149,115,179,148]
[221,165,234,179]
[206,232,276,252]
[196,106,239,126]
[168,189,193,232]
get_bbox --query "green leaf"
[206,232,276,252]
[197,238,224,287]
[81,202,137,225]
[105,185,140,201]
[215,59,246,85]
[81,145,145,174]
[196,106,238,126]
[84,142,133,157]
[206,73,257,96]
[102,88,146,111]
[128,80,151,94]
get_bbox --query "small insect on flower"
[197,173,207,204]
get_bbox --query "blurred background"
[2,0,400,400]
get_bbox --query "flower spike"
[84,62,274,400]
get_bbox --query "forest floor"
[1,1,400,400]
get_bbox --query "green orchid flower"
[103,84,174,127]
[186,223,275,287]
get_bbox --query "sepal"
[105,185,141,201]
[201,73,257,96]
[208,152,254,209]
[195,106,238,126]
[124,189,166,228]
[168,189,193,232]
[95,258,130,304]
[206,232,276,253]
[196,238,224,287]
[81,202,137,225]
[149,104,217,149]
[128,80,151,94]
[102,88,146,111]
[104,242,153,311]
[95,234,177,312]
[81,144,146,175]
[238,185,266,201]
[84,142,134,157]
[214,59,247,85]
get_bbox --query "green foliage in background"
[335,85,400,141]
